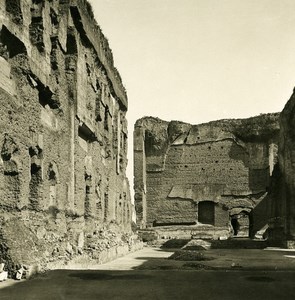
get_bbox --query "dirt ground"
[1,244,295,299]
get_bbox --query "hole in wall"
[78,123,96,143]
[5,0,23,24]
[66,34,77,55]
[38,86,54,108]
[29,14,45,52]
[50,8,58,26]
[104,106,109,131]
[31,163,41,175]
[0,26,27,58]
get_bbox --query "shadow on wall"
[249,169,270,192]
[249,163,280,239]
[249,194,271,238]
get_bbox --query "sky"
[88,0,295,187]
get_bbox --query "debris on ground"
[168,250,215,261]
[0,263,8,282]
[231,262,243,269]
[181,239,211,250]
[15,266,24,280]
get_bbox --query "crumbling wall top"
[135,113,280,146]
[69,0,127,110]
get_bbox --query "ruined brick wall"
[134,115,279,237]
[0,0,135,276]
[269,90,295,247]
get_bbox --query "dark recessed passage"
[198,201,214,225]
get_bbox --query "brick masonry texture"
[269,90,295,247]
[0,0,138,277]
[134,114,280,238]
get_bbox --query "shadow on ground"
[1,268,295,300]
[1,243,295,300]
[159,237,268,249]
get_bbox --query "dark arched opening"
[230,211,251,237]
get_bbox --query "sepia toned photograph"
[0,0,295,299]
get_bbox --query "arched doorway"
[230,210,251,237]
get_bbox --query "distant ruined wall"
[269,90,295,247]
[0,0,136,276]
[134,115,279,237]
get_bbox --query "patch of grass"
[161,239,190,249]
[182,263,215,270]
[169,250,215,261]
[182,245,207,251]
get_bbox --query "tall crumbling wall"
[134,114,279,238]
[269,90,295,247]
[0,0,135,276]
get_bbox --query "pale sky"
[88,0,295,187]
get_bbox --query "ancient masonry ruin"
[134,114,280,239]
[269,90,295,247]
[0,0,140,276]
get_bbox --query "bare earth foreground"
[1,246,295,300]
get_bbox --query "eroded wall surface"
[0,0,135,276]
[134,115,279,237]
[269,90,295,247]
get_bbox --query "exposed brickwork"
[134,115,279,238]
[269,90,295,247]
[0,0,137,277]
